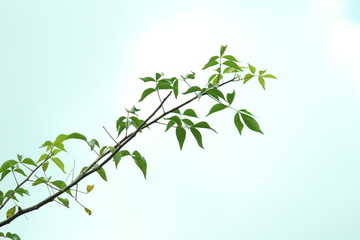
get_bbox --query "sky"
[0,0,359,239]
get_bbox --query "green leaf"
[140,76,155,82]
[176,127,186,150]
[206,103,228,116]
[109,147,122,168]
[244,73,253,83]
[53,134,68,145]
[88,139,100,151]
[32,177,47,186]
[52,157,66,173]
[121,150,131,156]
[0,160,18,173]
[14,168,26,177]
[248,63,256,74]
[202,56,219,70]
[220,45,227,56]
[234,113,244,135]
[0,170,11,181]
[226,91,236,105]
[258,76,266,90]
[206,88,225,100]
[84,207,92,215]
[239,109,254,116]
[97,167,108,181]
[42,161,49,172]
[15,188,29,197]
[182,86,201,95]
[223,55,239,62]
[130,116,144,129]
[183,109,198,118]
[165,120,175,132]
[262,74,277,79]
[240,113,263,134]
[194,121,217,133]
[51,180,66,189]
[53,142,66,151]
[208,73,218,83]
[173,79,179,98]
[132,151,147,179]
[182,118,195,127]
[9,233,21,240]
[223,61,241,70]
[139,88,156,102]
[155,72,162,80]
[190,127,204,148]
[99,146,108,156]
[57,197,69,208]
[212,74,223,85]
[39,140,52,148]
[259,70,267,75]
[6,206,16,218]
[165,116,182,127]
[66,132,87,141]
[0,232,3,237]
[156,82,172,90]
[22,158,37,167]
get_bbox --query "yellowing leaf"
[85,207,92,215]
[6,206,16,218]
[86,185,94,193]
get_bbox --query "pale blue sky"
[1,0,360,239]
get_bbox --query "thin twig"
[103,126,117,144]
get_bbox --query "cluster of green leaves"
[0,46,276,240]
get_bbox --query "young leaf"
[84,207,92,215]
[86,185,94,193]
[226,91,236,105]
[190,127,204,149]
[208,73,218,83]
[176,127,186,150]
[234,113,244,135]
[182,86,201,95]
[240,113,263,134]
[248,63,256,74]
[165,116,182,127]
[57,197,69,208]
[139,88,156,102]
[97,167,108,181]
[132,151,147,179]
[183,109,198,118]
[258,76,266,90]
[206,103,228,116]
[52,158,66,173]
[206,88,225,100]
[220,45,227,56]
[6,206,16,218]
